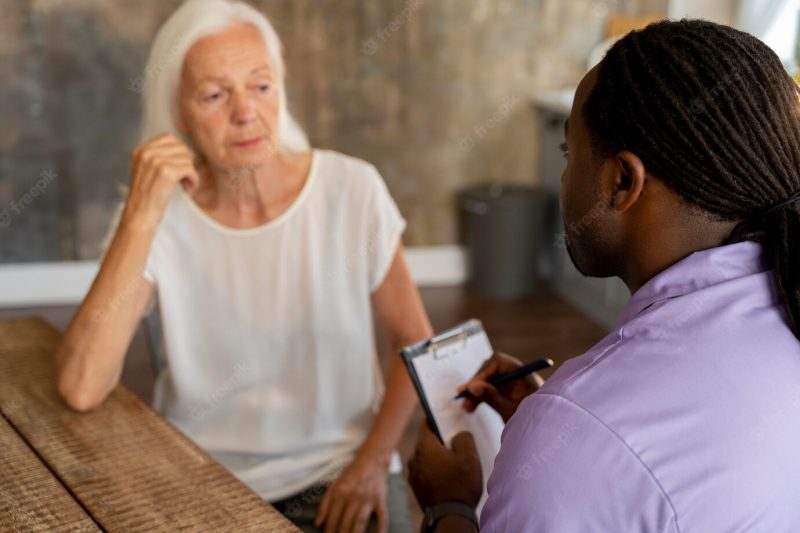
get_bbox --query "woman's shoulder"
[313,149,385,191]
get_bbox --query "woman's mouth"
[233,137,263,148]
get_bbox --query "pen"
[453,357,554,400]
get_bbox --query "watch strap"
[424,502,478,532]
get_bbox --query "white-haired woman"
[55,1,431,531]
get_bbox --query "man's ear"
[612,150,646,213]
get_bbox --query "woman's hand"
[315,453,389,533]
[122,133,200,229]
[457,352,543,423]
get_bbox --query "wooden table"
[0,317,299,532]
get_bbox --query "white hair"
[138,0,309,154]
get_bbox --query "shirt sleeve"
[479,393,678,533]
[363,165,407,292]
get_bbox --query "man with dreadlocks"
[406,19,800,533]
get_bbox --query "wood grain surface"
[0,317,298,532]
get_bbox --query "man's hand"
[408,425,482,510]
[457,352,542,423]
[315,454,389,533]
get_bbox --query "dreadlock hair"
[583,18,800,340]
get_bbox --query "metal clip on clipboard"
[428,319,483,360]
[429,330,467,360]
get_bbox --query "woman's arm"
[56,134,199,412]
[55,219,156,412]
[316,244,433,533]
[360,245,433,465]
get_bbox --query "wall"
[0,0,666,263]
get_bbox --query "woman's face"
[178,23,279,170]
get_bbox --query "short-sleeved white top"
[102,149,406,501]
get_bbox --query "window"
[761,0,799,68]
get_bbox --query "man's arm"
[479,393,677,532]
[408,428,483,533]
[434,515,478,532]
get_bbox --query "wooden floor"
[0,283,608,525]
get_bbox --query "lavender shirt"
[480,242,800,532]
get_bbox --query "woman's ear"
[175,99,190,134]
[612,150,646,213]
[177,117,189,134]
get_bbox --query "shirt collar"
[616,241,769,327]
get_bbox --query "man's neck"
[622,217,740,293]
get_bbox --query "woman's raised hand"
[123,133,200,228]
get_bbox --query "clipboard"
[400,319,505,513]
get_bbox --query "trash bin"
[459,183,550,299]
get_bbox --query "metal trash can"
[460,183,550,299]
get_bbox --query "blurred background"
[2,0,798,523]
[1,0,798,322]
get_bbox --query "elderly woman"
[55,1,431,532]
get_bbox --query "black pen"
[453,357,554,400]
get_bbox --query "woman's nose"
[231,90,257,124]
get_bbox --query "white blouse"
[102,149,406,500]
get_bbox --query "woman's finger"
[348,502,373,533]
[374,499,388,533]
[141,152,194,168]
[155,160,199,186]
[144,132,189,150]
[133,156,194,189]
[339,497,367,533]
[315,487,331,527]
[175,166,200,192]
[133,142,194,171]
[323,489,347,533]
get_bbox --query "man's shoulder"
[482,390,677,532]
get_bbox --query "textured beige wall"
[253,0,668,244]
[269,0,552,244]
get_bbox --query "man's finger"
[406,454,416,474]
[467,382,517,418]
[460,380,491,413]
[416,422,441,452]
[450,431,478,457]
[466,381,489,398]
[462,396,478,412]
[462,350,524,392]
[472,357,500,382]
[457,357,499,394]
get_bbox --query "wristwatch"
[423,502,479,532]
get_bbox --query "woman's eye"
[257,84,271,93]
[559,142,569,159]
[203,92,221,102]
